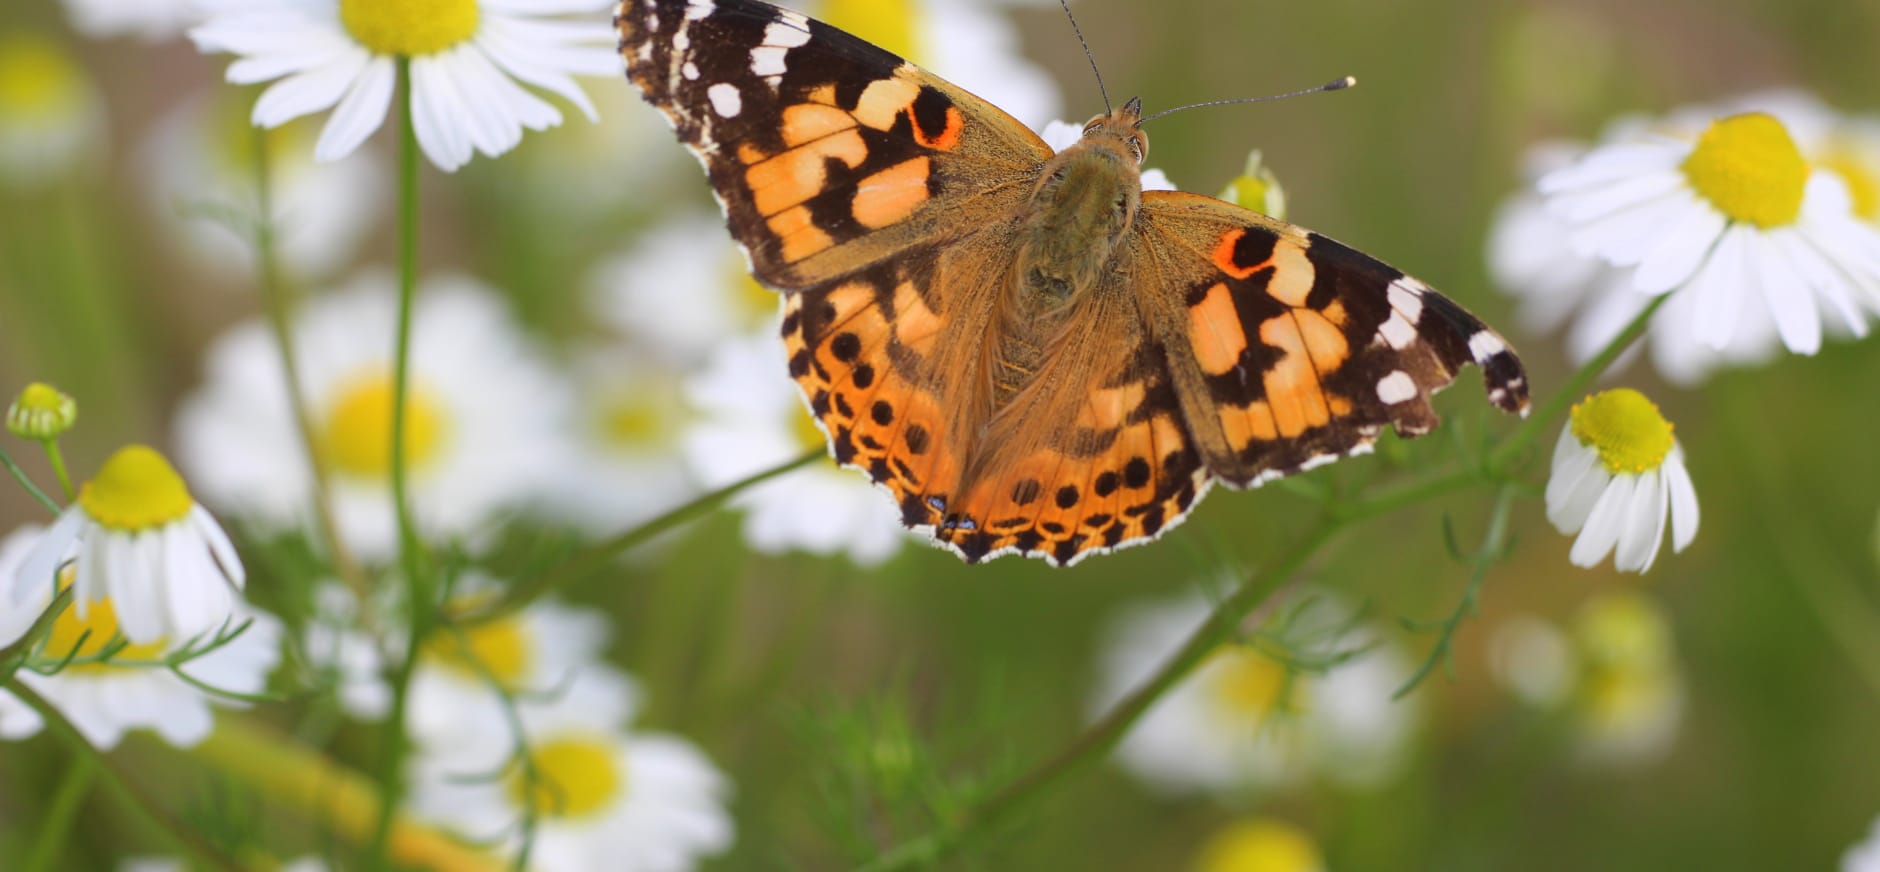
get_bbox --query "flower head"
[1193,818,1326,872]
[1545,389,1698,573]
[7,382,77,440]
[0,34,104,187]
[190,0,619,171]
[12,446,246,644]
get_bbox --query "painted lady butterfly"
[615,0,1531,565]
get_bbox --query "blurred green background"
[2,0,1879,869]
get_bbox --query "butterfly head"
[1079,96,1149,165]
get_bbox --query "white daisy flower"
[1544,389,1698,573]
[1539,106,1880,360]
[0,525,281,749]
[11,446,246,645]
[0,34,105,188]
[301,580,396,719]
[1845,814,1880,872]
[121,856,328,872]
[175,275,575,561]
[541,347,699,537]
[407,588,613,746]
[593,218,783,368]
[682,334,908,567]
[1192,818,1326,872]
[62,0,203,41]
[141,89,386,280]
[409,665,734,872]
[1040,119,1176,192]
[190,0,620,172]
[1096,592,1418,796]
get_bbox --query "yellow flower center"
[423,612,532,687]
[1574,591,1672,670]
[1680,113,1809,228]
[45,588,169,672]
[509,734,624,819]
[1205,646,1301,722]
[820,0,916,59]
[597,385,680,453]
[321,373,450,479]
[76,445,195,533]
[1193,819,1326,872]
[1818,146,1879,222]
[0,35,84,118]
[1568,388,1675,475]
[339,0,481,57]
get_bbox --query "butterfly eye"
[1127,137,1145,163]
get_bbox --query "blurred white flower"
[1192,818,1326,872]
[409,665,734,872]
[175,275,575,561]
[542,347,698,537]
[1096,592,1418,796]
[0,34,105,188]
[1492,593,1685,768]
[191,0,619,172]
[1544,389,1698,573]
[1538,104,1880,358]
[407,590,613,747]
[14,446,246,645]
[1845,814,1880,872]
[1039,119,1176,192]
[141,90,386,280]
[62,0,202,41]
[682,334,908,567]
[0,525,280,750]
[122,856,328,872]
[593,218,782,368]
[302,581,395,719]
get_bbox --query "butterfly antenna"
[1057,0,1111,114]
[1135,76,1357,127]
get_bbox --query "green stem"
[5,681,251,872]
[1392,486,1518,698]
[367,57,432,872]
[1487,294,1668,473]
[39,440,73,501]
[0,440,61,514]
[858,518,1345,872]
[20,754,96,872]
[247,123,370,602]
[0,589,73,686]
[448,448,824,626]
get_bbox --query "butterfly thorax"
[1014,108,1148,309]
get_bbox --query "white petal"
[1663,446,1700,552]
[1632,200,1727,293]
[73,523,109,620]
[410,56,473,171]
[1614,468,1669,572]
[1551,170,1686,223]
[1538,142,1684,193]
[315,54,395,162]
[13,509,83,604]
[110,533,165,644]
[1545,427,1595,518]
[1777,229,1868,337]
[191,506,246,590]
[1548,439,1612,535]
[250,48,371,128]
[1570,474,1637,568]
[1750,229,1821,354]
[1692,225,1755,348]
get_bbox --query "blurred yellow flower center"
[1680,113,1808,228]
[1574,591,1672,670]
[1193,818,1326,872]
[1569,389,1674,475]
[424,613,532,687]
[340,0,480,57]
[1205,646,1299,721]
[77,445,194,532]
[0,36,84,117]
[821,0,916,59]
[599,393,671,450]
[322,374,449,479]
[46,591,169,671]
[7,381,76,439]
[510,734,623,819]
[1819,147,1879,222]
[215,91,306,174]
[725,262,780,326]
[794,411,828,453]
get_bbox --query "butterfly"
[614,0,1531,566]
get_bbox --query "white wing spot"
[1378,313,1418,349]
[1387,279,1424,322]
[751,45,788,77]
[1377,370,1418,404]
[708,83,742,118]
[684,1,714,21]
[1468,330,1507,362]
[682,61,700,80]
[764,19,812,47]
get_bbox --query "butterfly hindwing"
[1136,191,1530,488]
[615,0,1051,290]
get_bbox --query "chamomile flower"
[1545,389,1698,573]
[0,525,281,749]
[1040,120,1176,192]
[190,0,619,172]
[0,34,105,187]
[682,334,908,566]
[542,347,698,537]
[408,665,734,872]
[175,275,575,561]
[141,90,386,280]
[1193,818,1326,872]
[407,589,612,745]
[62,0,203,41]
[12,446,246,645]
[1096,592,1417,796]
[1538,106,1880,360]
[593,218,783,368]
